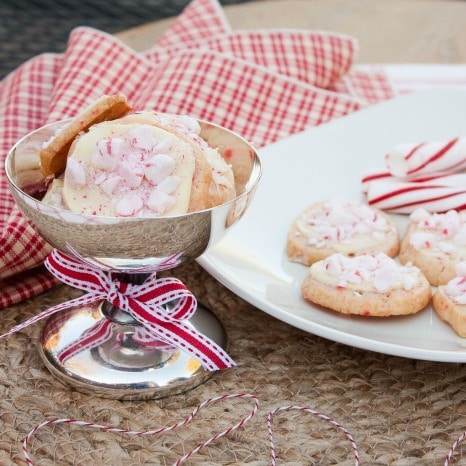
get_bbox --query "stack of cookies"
[287,198,466,336]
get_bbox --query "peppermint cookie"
[399,208,466,286]
[39,94,132,178]
[301,252,431,316]
[432,262,466,336]
[287,199,399,266]
[115,111,236,211]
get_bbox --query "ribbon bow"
[1,249,235,371]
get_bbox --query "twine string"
[267,405,360,466]
[20,393,466,464]
[445,431,466,466]
[22,393,260,466]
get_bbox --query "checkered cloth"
[0,0,395,308]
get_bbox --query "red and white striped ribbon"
[22,393,260,466]
[0,249,235,371]
[55,319,113,364]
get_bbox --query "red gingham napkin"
[0,0,395,309]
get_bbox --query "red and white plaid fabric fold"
[0,0,395,308]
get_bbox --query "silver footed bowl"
[4,118,262,400]
[6,119,262,269]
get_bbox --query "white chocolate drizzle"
[311,252,421,293]
[295,199,393,250]
[445,262,466,304]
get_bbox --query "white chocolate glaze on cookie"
[33,96,239,218]
[63,123,195,217]
[302,252,431,317]
[116,112,236,210]
[311,252,421,293]
[287,199,399,265]
[443,262,466,304]
[399,208,466,286]
[433,262,466,336]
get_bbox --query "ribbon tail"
[142,320,236,371]
[0,293,104,339]
[120,296,235,372]
[57,319,114,364]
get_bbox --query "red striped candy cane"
[361,169,466,193]
[385,137,466,177]
[366,180,466,214]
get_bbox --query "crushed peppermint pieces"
[408,208,466,252]
[313,252,421,293]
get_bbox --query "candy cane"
[361,169,393,193]
[366,180,466,214]
[361,169,466,193]
[22,393,259,466]
[385,137,466,177]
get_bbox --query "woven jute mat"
[1,261,466,465]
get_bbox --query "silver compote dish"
[5,117,262,400]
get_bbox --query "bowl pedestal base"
[39,300,228,400]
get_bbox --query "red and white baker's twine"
[21,393,466,465]
[22,393,259,466]
[22,393,360,466]
[445,431,466,466]
[267,405,360,465]
[0,248,235,371]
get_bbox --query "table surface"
[2,1,466,465]
[117,0,466,63]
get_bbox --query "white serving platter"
[199,89,466,362]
